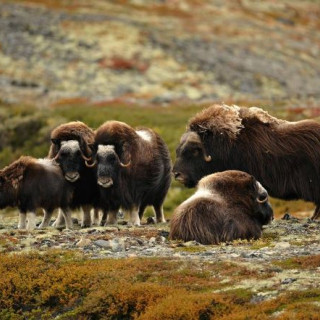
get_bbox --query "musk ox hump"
[188,104,243,140]
[0,156,36,189]
[245,107,287,125]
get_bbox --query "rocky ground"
[0,0,319,107]
[1,214,320,299]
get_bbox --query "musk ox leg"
[138,205,147,220]
[26,212,37,230]
[129,209,141,226]
[81,205,92,228]
[60,208,73,229]
[18,212,27,229]
[106,211,118,225]
[311,205,320,220]
[38,209,54,229]
[92,208,101,226]
[153,205,166,223]
[100,210,108,226]
[52,209,66,228]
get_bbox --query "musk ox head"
[169,170,273,244]
[173,131,216,188]
[173,105,244,188]
[52,139,93,182]
[95,144,131,188]
[0,174,17,209]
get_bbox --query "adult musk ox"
[0,156,74,230]
[92,120,171,226]
[48,121,99,227]
[173,104,320,219]
[170,170,273,244]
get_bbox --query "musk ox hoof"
[81,223,91,228]
[146,217,156,224]
[282,213,291,220]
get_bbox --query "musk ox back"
[173,104,320,219]
[0,156,74,230]
[94,121,172,226]
[48,121,99,227]
[170,170,273,244]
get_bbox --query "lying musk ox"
[170,170,273,244]
[0,156,74,230]
[92,121,172,226]
[48,121,99,227]
[173,104,320,219]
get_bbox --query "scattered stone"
[76,237,92,247]
[281,278,297,285]
[146,217,156,224]
[94,240,111,248]
[274,242,291,249]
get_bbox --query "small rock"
[274,242,291,249]
[94,240,111,248]
[281,278,297,285]
[76,238,92,247]
[149,237,156,245]
[183,240,199,247]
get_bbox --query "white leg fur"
[130,209,141,226]
[81,205,92,228]
[106,211,118,225]
[26,212,37,230]
[153,206,166,223]
[52,209,66,228]
[38,209,54,228]
[18,212,27,229]
[61,208,73,230]
[92,208,100,226]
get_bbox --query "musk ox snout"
[65,171,80,182]
[98,176,113,188]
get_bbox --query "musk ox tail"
[169,201,221,245]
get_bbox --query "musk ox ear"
[79,137,92,158]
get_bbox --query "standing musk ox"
[48,121,99,227]
[92,121,172,226]
[0,156,74,230]
[173,104,320,219]
[170,170,273,244]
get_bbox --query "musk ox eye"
[192,149,200,157]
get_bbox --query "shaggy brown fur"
[94,121,172,225]
[173,104,320,219]
[0,156,73,229]
[170,170,273,244]
[47,121,98,227]
[48,121,95,158]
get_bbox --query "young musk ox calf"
[48,121,100,227]
[92,121,172,226]
[173,104,320,219]
[0,156,74,230]
[170,170,273,244]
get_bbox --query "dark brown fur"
[173,104,320,218]
[47,121,98,227]
[0,156,73,227]
[94,121,172,224]
[170,170,273,244]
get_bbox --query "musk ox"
[170,170,273,244]
[0,156,74,230]
[92,120,172,226]
[173,104,320,219]
[48,121,99,227]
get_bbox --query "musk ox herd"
[1,104,320,244]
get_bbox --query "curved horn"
[120,160,131,168]
[53,148,62,161]
[85,159,97,168]
[203,154,212,162]
[80,149,92,162]
[257,195,268,204]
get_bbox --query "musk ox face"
[173,132,216,188]
[52,140,90,182]
[95,145,130,188]
[0,176,16,209]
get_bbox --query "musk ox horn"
[85,159,97,168]
[204,154,212,162]
[53,149,62,161]
[120,160,131,168]
[186,132,212,162]
[257,194,268,203]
